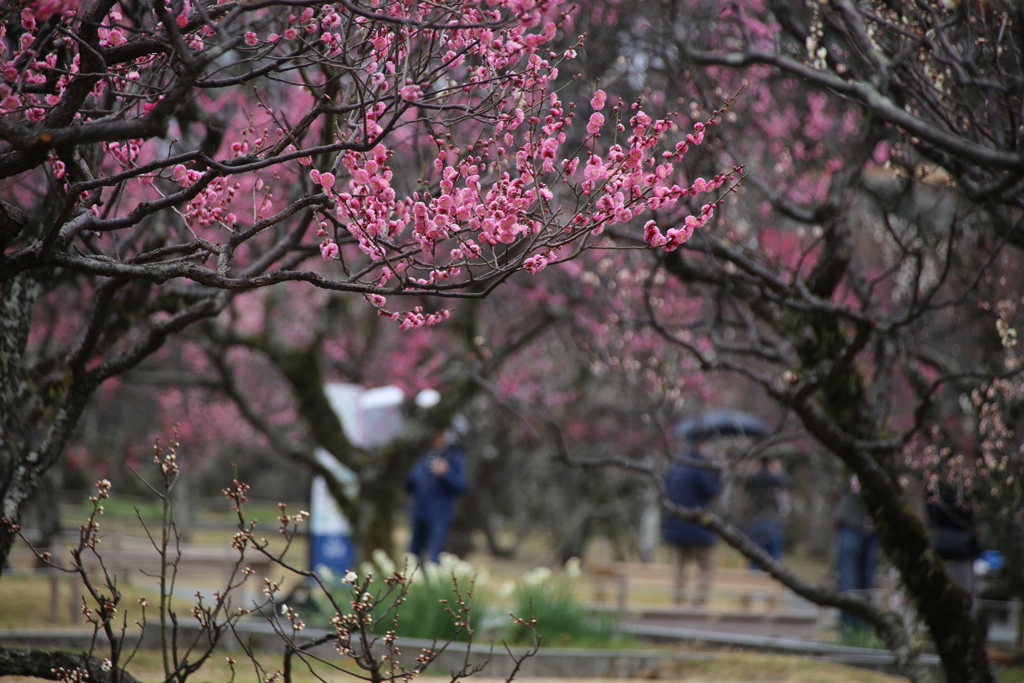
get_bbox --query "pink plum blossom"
[28,0,77,20]
[320,240,339,260]
[399,84,423,102]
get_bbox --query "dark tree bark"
[0,646,144,683]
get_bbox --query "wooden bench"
[7,533,277,623]
[587,560,792,614]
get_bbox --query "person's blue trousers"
[836,524,879,627]
[409,516,452,564]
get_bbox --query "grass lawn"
[0,575,74,628]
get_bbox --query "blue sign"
[310,385,406,580]
[309,451,358,580]
[309,531,356,579]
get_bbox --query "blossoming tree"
[9,1,1020,682]
[0,0,730,572]
[554,1,1024,682]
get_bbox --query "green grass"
[826,622,888,649]
[657,651,906,683]
[0,575,71,628]
[322,554,496,643]
[505,579,619,647]
[371,571,490,642]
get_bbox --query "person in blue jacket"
[663,438,721,606]
[406,429,469,563]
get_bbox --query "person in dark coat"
[834,476,879,629]
[744,455,792,567]
[926,484,981,611]
[663,439,721,606]
[406,429,469,563]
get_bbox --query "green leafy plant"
[353,551,493,642]
[503,562,619,647]
[347,555,624,648]
[832,622,887,650]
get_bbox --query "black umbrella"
[673,408,769,441]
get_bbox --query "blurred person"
[834,475,879,629]
[406,428,469,563]
[663,438,722,607]
[744,455,792,568]
[926,484,981,612]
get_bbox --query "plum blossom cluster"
[903,303,1024,517]
[223,478,251,512]
[329,613,353,652]
[2,0,732,336]
[50,667,89,683]
[277,502,310,535]
[172,170,242,229]
[970,379,1024,512]
[316,80,732,327]
[2,6,146,120]
[279,602,305,633]
[325,80,730,272]
[1,7,73,121]
[153,438,180,477]
[904,372,1024,526]
[77,479,110,549]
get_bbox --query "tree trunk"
[0,645,144,683]
[357,461,405,561]
[0,273,45,573]
[792,312,993,683]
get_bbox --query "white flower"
[439,552,456,568]
[372,548,395,575]
[343,570,358,584]
[280,604,289,616]
[458,560,476,577]
[474,568,490,586]
[402,553,421,582]
[100,660,112,672]
[422,561,441,583]
[522,566,553,587]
